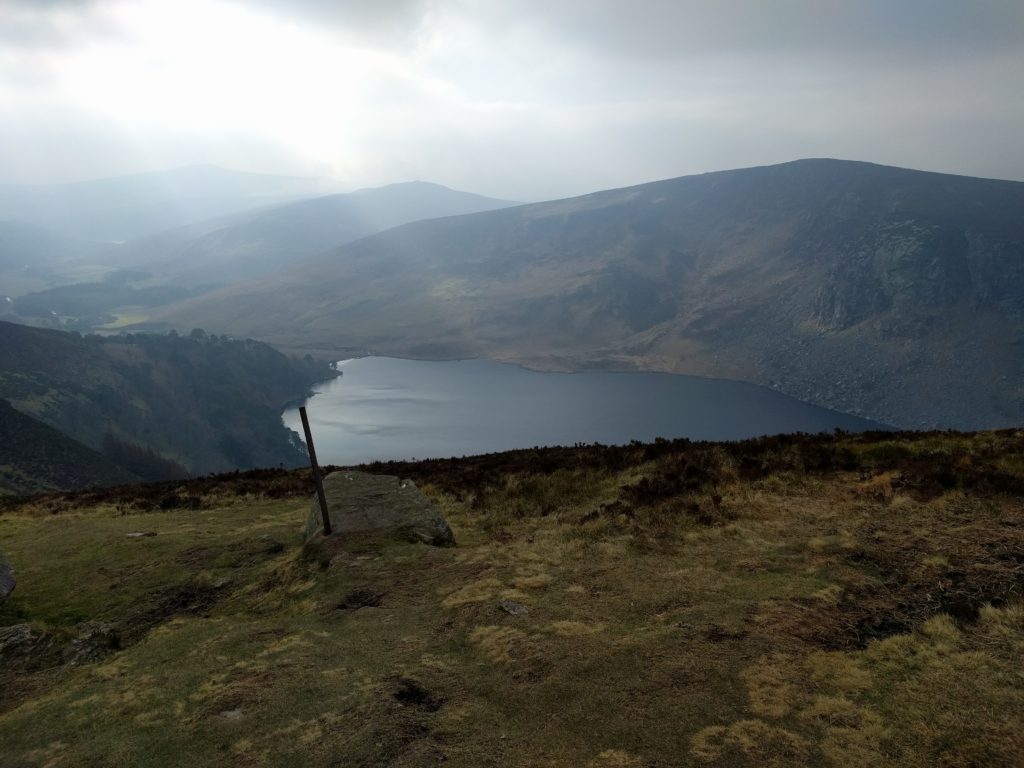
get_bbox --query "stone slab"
[305,471,455,547]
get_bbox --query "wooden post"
[299,406,332,536]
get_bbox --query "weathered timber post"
[299,406,332,536]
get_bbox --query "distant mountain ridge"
[0,220,111,270]
[0,165,341,242]
[1,178,517,332]
[158,159,1024,429]
[116,180,518,287]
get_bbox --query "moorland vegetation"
[1,429,1022,766]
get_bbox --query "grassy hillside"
[9,282,197,328]
[0,322,336,476]
[0,399,139,495]
[1,430,1022,766]
[159,159,1024,430]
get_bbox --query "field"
[1,431,1023,767]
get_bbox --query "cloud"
[229,0,430,47]
[455,0,1024,63]
[0,0,104,7]
[0,0,124,50]
[0,0,1022,196]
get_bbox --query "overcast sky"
[1,0,1022,200]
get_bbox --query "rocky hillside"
[159,159,1024,429]
[0,322,337,475]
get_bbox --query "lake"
[282,356,883,465]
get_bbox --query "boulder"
[0,624,32,657]
[0,553,14,608]
[305,471,455,547]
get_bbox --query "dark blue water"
[282,357,882,465]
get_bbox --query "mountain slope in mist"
[117,181,518,287]
[0,165,339,242]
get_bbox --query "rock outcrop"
[0,552,14,608]
[0,624,32,657]
[305,471,455,547]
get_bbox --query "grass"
[1,430,1023,766]
[94,308,153,330]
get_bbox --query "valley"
[3,158,1022,496]
[154,159,1024,431]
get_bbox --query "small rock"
[497,600,530,617]
[220,709,244,720]
[211,577,233,590]
[0,624,33,656]
[126,531,157,538]
[0,553,15,607]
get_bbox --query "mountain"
[0,398,139,495]
[158,159,1024,429]
[0,322,337,475]
[115,181,518,287]
[0,165,340,242]
[1,180,517,331]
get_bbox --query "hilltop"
[158,159,1024,429]
[1,430,1022,766]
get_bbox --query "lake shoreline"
[284,356,887,466]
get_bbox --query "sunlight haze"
[2,0,1023,199]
